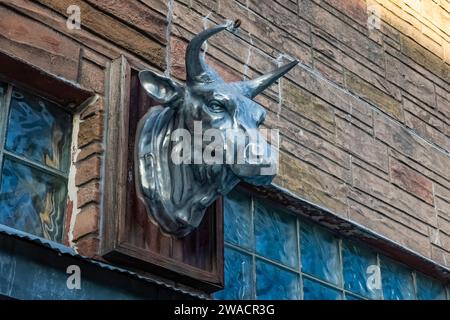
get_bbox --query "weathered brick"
[36,0,165,67]
[85,0,167,44]
[288,66,374,128]
[78,112,104,147]
[345,72,404,122]
[0,6,80,81]
[349,188,429,236]
[385,54,436,108]
[352,164,437,226]
[73,205,99,241]
[80,97,104,120]
[438,217,450,238]
[436,196,450,222]
[431,244,450,267]
[370,0,443,58]
[75,235,100,258]
[77,180,101,209]
[239,0,311,45]
[278,135,351,183]
[390,158,434,205]
[77,142,104,162]
[313,52,345,87]
[400,34,449,82]
[275,152,349,217]
[75,156,102,186]
[374,111,450,182]
[348,199,431,258]
[302,1,384,67]
[336,116,388,171]
[282,80,335,133]
[323,0,368,25]
[404,111,450,152]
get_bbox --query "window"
[0,81,72,242]
[216,188,450,300]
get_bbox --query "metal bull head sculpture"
[136,21,298,237]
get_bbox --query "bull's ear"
[139,70,184,106]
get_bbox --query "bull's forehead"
[188,82,267,126]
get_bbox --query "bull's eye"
[207,100,225,114]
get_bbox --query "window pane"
[381,257,415,300]
[0,159,66,242]
[215,247,253,300]
[256,259,299,299]
[415,273,446,300]
[345,294,364,300]
[255,201,297,268]
[303,278,342,300]
[224,189,252,249]
[5,88,72,172]
[300,223,341,285]
[342,240,381,299]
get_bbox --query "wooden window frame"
[100,56,224,292]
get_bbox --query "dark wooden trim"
[101,56,224,292]
[0,50,91,108]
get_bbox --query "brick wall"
[0,0,449,268]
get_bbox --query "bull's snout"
[230,137,277,185]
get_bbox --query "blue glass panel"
[215,247,253,300]
[303,278,342,300]
[300,222,341,285]
[345,294,364,300]
[255,259,299,299]
[254,201,297,268]
[342,240,381,299]
[6,88,72,172]
[0,159,66,242]
[416,273,446,300]
[381,257,415,300]
[224,189,252,249]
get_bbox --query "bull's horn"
[240,60,299,98]
[186,22,233,84]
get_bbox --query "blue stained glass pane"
[254,201,297,268]
[0,159,67,242]
[342,240,381,299]
[416,273,446,300]
[345,294,364,300]
[300,223,341,285]
[215,248,253,300]
[381,257,415,300]
[224,189,252,250]
[303,278,342,300]
[5,88,72,172]
[256,259,299,300]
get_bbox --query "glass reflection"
[0,159,66,242]
[303,278,342,300]
[256,259,299,299]
[5,88,72,172]
[255,202,297,268]
[342,240,381,299]
[300,222,341,285]
[215,248,253,300]
[224,189,253,249]
[416,273,446,300]
[381,257,415,300]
